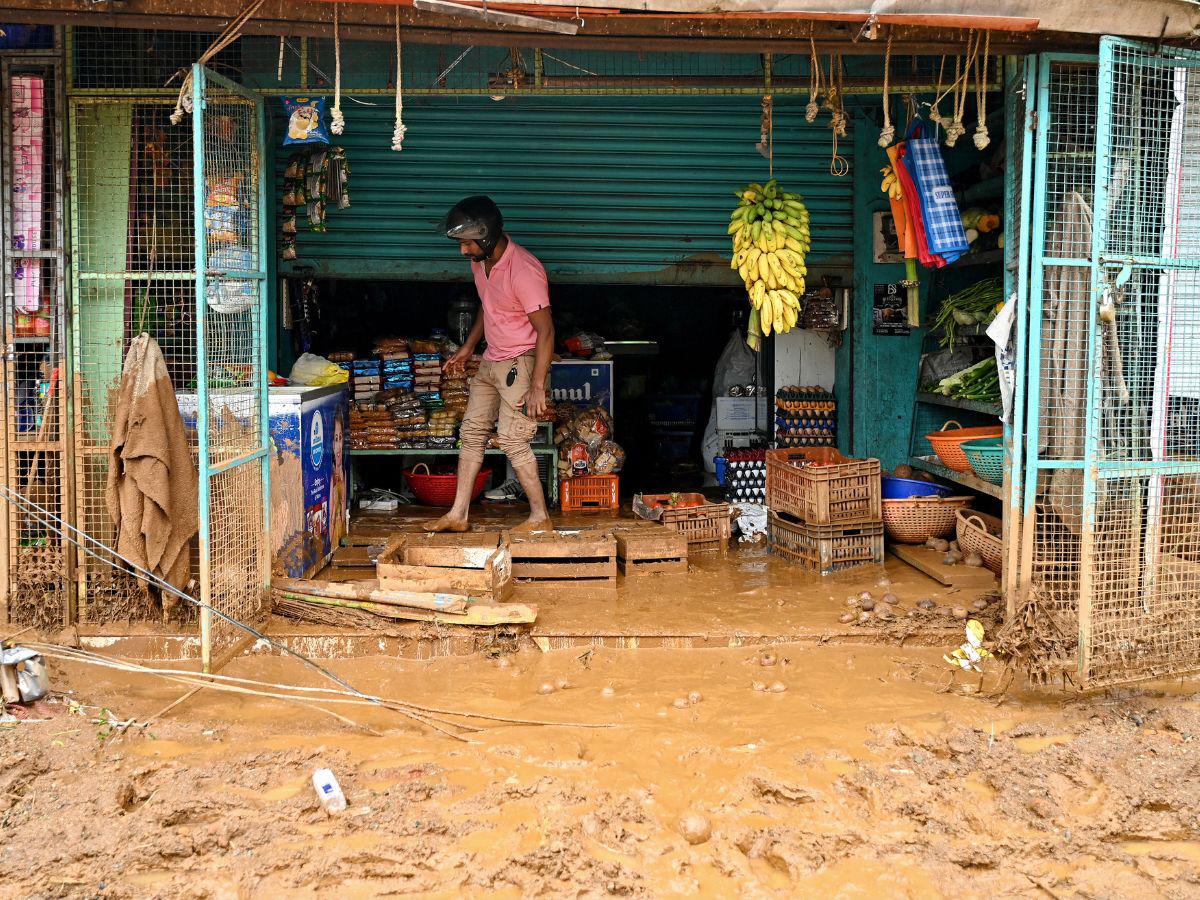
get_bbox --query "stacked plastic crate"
[765,447,883,574]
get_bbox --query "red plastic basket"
[404,463,490,507]
[560,474,620,512]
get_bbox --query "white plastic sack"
[288,352,349,387]
[734,503,768,543]
[702,330,764,474]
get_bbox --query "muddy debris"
[687,691,703,705]
[600,685,615,697]
[537,682,557,695]
[768,681,787,693]
[751,681,767,692]
[758,652,778,667]
[678,812,712,845]
[672,697,691,710]
[838,612,856,625]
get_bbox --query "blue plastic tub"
[714,456,728,486]
[881,475,951,500]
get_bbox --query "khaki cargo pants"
[458,353,539,468]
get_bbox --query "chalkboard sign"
[872,282,910,336]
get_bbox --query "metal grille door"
[191,66,269,667]
[1080,39,1200,686]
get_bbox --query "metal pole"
[191,64,213,672]
[256,92,271,604]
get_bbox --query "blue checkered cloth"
[905,119,969,264]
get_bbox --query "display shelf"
[349,445,559,505]
[952,249,1003,267]
[909,455,1003,500]
[915,392,1002,417]
[12,335,50,344]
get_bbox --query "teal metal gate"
[191,65,269,668]
[1016,41,1200,688]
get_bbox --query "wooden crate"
[376,532,513,601]
[765,447,881,525]
[507,529,617,587]
[614,526,688,576]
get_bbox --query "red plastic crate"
[765,447,881,525]
[560,474,620,512]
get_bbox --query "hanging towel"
[106,333,199,608]
[893,143,946,269]
[905,118,970,264]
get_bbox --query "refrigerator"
[268,385,349,578]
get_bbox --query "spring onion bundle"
[932,357,1000,404]
[930,277,1004,347]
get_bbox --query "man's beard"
[469,252,488,262]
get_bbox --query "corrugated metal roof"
[279,94,853,283]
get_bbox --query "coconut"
[846,596,860,607]
[672,697,691,710]
[917,598,936,610]
[679,812,712,845]
[876,576,892,589]
[874,605,894,621]
[963,551,984,568]
[537,682,557,695]
[688,690,704,705]
[751,681,767,692]
[759,651,778,667]
[859,590,874,602]
[769,681,788,693]
[858,611,873,624]
[838,612,856,624]
[949,541,960,553]
[881,592,899,606]
[859,596,876,612]
[971,599,988,612]
[931,539,950,553]
[951,605,969,620]
[944,551,963,565]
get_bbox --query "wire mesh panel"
[1080,38,1200,686]
[2,59,70,629]
[194,67,269,662]
[1017,59,1099,652]
[68,98,200,623]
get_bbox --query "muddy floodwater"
[3,639,1199,898]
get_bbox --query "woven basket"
[962,437,1004,485]
[882,496,973,544]
[404,462,490,506]
[925,420,1003,472]
[956,509,1003,574]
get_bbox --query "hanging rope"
[330,3,345,135]
[973,30,992,150]
[945,31,977,147]
[391,9,407,151]
[878,31,895,147]
[828,54,848,176]
[805,34,823,123]
[170,0,266,125]
[929,56,949,129]
[763,94,774,178]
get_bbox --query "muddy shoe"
[510,518,553,534]
[424,515,471,533]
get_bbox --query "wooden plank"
[376,534,513,601]
[274,591,537,626]
[888,545,998,588]
[614,529,688,561]
[512,558,616,579]
[619,557,689,576]
[507,531,617,559]
[271,577,470,613]
[332,546,377,568]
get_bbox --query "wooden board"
[506,528,617,559]
[273,591,538,626]
[376,533,513,601]
[272,577,470,613]
[614,526,688,576]
[889,544,999,588]
[332,545,378,568]
[507,529,618,585]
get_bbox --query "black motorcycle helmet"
[443,195,504,259]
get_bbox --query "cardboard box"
[716,396,768,431]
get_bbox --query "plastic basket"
[404,463,490,507]
[638,493,732,552]
[956,509,1003,574]
[881,496,973,543]
[765,447,881,525]
[961,437,1005,485]
[925,420,1004,472]
[881,476,951,499]
[769,512,884,574]
[560,474,620,512]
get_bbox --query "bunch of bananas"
[728,179,810,336]
[880,166,903,200]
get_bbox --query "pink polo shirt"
[471,240,550,361]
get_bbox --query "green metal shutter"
[278,95,852,283]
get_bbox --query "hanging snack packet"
[282,96,330,146]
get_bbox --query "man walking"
[428,196,555,532]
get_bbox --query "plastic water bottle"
[312,768,347,813]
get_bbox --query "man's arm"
[444,312,485,374]
[524,307,555,418]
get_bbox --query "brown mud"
[3,643,1199,898]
